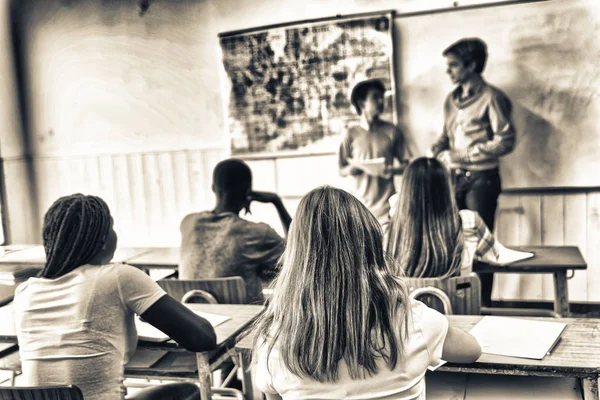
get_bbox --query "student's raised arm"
[117,265,217,352]
[248,191,292,235]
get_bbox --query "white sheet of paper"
[469,316,566,359]
[349,157,386,176]
[488,243,535,266]
[0,304,15,336]
[136,310,232,342]
[0,246,46,262]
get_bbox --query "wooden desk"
[474,246,587,316]
[126,247,179,269]
[0,246,154,267]
[0,303,263,400]
[0,282,21,308]
[236,314,600,400]
[443,315,600,399]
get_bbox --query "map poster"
[218,12,397,156]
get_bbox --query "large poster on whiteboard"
[218,12,397,157]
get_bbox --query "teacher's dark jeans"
[452,168,502,307]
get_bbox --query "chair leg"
[239,350,263,400]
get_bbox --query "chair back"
[0,385,84,400]
[404,274,481,315]
[157,277,247,304]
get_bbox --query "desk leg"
[239,349,262,400]
[553,271,570,317]
[196,352,212,400]
[582,375,599,400]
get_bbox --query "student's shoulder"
[409,299,449,335]
[238,219,282,241]
[98,262,150,282]
[180,211,214,229]
[483,83,511,103]
[181,211,211,223]
[342,125,362,139]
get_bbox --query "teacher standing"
[431,38,516,307]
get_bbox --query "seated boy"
[179,158,291,304]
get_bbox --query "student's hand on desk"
[248,191,282,204]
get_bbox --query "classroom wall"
[0,0,38,244]
[6,0,600,302]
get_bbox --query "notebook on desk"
[136,310,232,342]
[0,246,46,263]
[469,316,566,359]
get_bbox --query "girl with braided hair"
[13,194,216,400]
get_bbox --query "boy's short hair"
[443,38,488,74]
[213,158,252,195]
[350,78,386,115]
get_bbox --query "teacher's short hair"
[443,38,488,74]
[350,78,386,115]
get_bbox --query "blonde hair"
[387,157,463,278]
[252,186,410,382]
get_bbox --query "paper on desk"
[0,246,46,263]
[469,316,566,359]
[348,157,387,176]
[481,242,535,266]
[0,304,15,336]
[136,310,231,342]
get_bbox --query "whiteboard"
[395,0,600,189]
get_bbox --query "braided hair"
[40,194,113,279]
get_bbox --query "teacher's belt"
[452,167,499,177]
[453,168,472,177]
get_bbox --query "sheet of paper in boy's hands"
[349,157,386,176]
[469,316,566,359]
[488,242,535,266]
[135,311,232,342]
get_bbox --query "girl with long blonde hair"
[251,186,480,399]
[387,157,504,280]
